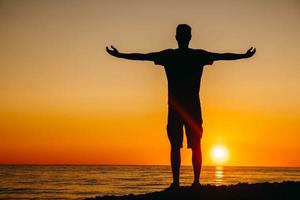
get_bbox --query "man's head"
[176,24,192,49]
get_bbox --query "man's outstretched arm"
[106,46,153,61]
[210,47,256,61]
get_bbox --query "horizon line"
[0,163,299,168]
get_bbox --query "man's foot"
[165,182,180,191]
[191,182,201,189]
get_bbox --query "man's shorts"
[167,101,203,149]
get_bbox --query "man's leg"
[185,100,203,185]
[192,144,202,184]
[171,147,181,185]
[167,106,183,187]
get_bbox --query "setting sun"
[211,145,229,165]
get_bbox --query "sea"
[0,165,299,200]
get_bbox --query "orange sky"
[0,0,300,166]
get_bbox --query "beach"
[1,165,300,199]
[86,181,300,200]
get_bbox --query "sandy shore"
[85,181,300,200]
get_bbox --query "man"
[106,24,256,189]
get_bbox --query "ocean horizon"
[1,165,299,199]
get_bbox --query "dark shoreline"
[85,181,300,200]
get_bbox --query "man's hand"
[106,45,120,57]
[244,47,256,58]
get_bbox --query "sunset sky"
[0,0,299,166]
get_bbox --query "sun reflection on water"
[215,166,224,185]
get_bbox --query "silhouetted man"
[106,24,255,189]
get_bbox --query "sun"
[210,145,229,165]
